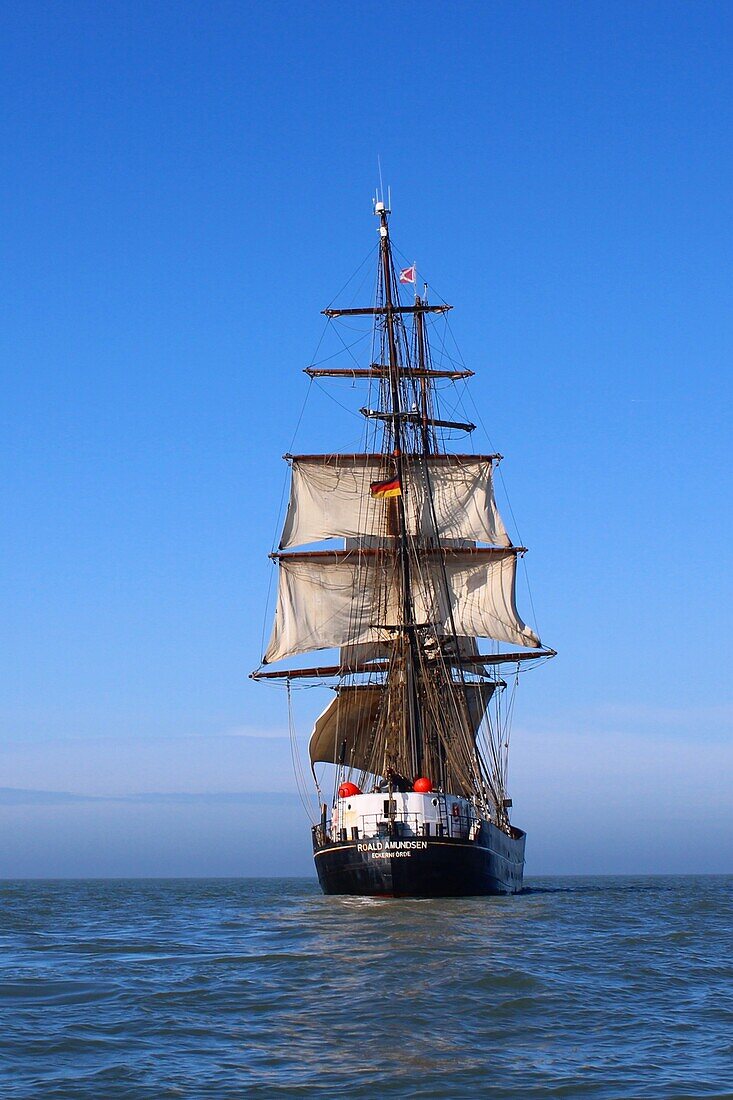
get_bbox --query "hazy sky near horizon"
[2,1,731,875]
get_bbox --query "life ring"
[451,803,460,817]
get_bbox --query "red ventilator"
[413,777,433,793]
[338,782,361,798]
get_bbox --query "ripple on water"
[0,876,731,1098]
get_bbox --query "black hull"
[314,823,525,897]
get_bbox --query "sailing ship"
[252,197,554,896]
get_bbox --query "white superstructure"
[332,791,478,842]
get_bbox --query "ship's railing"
[357,811,475,841]
[358,813,423,838]
[312,811,475,847]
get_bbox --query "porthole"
[431,797,439,807]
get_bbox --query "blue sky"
[1,1,731,875]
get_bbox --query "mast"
[412,280,484,805]
[375,200,423,777]
[413,289,433,454]
[412,283,444,788]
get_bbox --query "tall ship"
[252,197,554,896]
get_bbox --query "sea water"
[0,877,730,1098]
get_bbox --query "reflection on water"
[0,876,730,1098]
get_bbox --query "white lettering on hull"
[356,840,429,854]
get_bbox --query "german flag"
[370,475,402,499]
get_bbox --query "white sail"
[263,550,540,664]
[279,455,510,549]
[263,554,400,664]
[309,681,498,771]
[308,685,384,770]
[438,554,540,649]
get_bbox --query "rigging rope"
[287,679,318,824]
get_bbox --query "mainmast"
[375,200,422,777]
[413,288,434,455]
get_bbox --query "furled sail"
[309,681,499,772]
[339,640,390,665]
[279,454,510,549]
[263,549,540,664]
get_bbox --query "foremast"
[375,199,423,782]
[371,199,494,815]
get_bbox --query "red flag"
[399,265,416,284]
